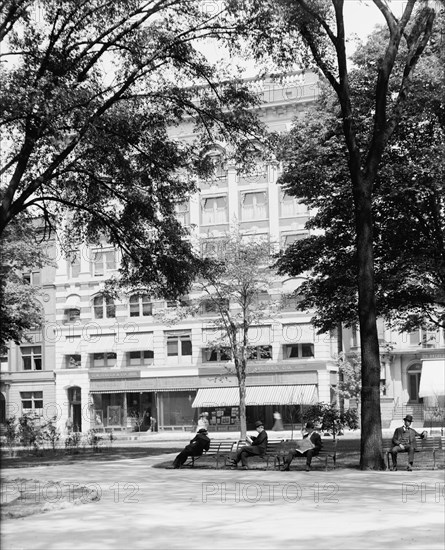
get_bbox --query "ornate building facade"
[1,72,443,434]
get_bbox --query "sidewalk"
[1,447,444,550]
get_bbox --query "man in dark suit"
[390,414,427,471]
[229,420,268,469]
[172,428,210,469]
[281,421,322,472]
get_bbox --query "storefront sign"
[89,370,140,379]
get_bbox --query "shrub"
[41,417,61,452]
[303,402,359,439]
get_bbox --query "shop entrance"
[0,393,5,424]
[68,387,82,432]
[408,365,423,403]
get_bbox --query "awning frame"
[192,385,317,408]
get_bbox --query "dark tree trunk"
[238,372,247,439]
[353,174,385,469]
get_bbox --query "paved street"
[1,442,444,550]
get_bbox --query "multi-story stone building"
[0,235,58,426]
[52,73,335,434]
[1,72,443,434]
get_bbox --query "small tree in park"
[159,230,279,439]
[335,352,362,407]
[304,402,359,440]
[197,231,279,439]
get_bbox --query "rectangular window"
[65,308,80,323]
[0,353,8,372]
[92,352,117,368]
[202,196,227,225]
[201,298,229,315]
[281,293,304,311]
[166,334,192,357]
[301,344,314,357]
[66,355,81,369]
[241,192,268,221]
[21,346,42,371]
[128,350,154,366]
[166,297,190,308]
[283,344,314,359]
[93,250,116,276]
[23,271,41,285]
[21,391,43,414]
[129,294,152,317]
[203,348,231,362]
[280,191,308,217]
[175,201,190,226]
[281,233,306,250]
[93,295,116,319]
[67,252,81,278]
[247,345,272,360]
[408,328,437,347]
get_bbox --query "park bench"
[383,436,442,470]
[273,438,338,471]
[185,440,239,469]
[432,436,445,470]
[231,439,285,469]
[261,439,286,469]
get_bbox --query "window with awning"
[192,385,317,408]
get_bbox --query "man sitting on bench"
[281,421,322,472]
[228,421,268,470]
[390,415,427,471]
[172,428,210,469]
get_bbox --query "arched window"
[93,295,115,319]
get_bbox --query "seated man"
[390,415,427,471]
[172,428,210,469]
[229,421,268,469]
[282,421,322,472]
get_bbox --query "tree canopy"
[0,0,262,298]
[276,24,445,334]
[229,0,440,469]
[0,217,54,353]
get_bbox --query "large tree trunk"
[238,372,247,439]
[353,175,385,470]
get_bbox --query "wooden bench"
[383,436,442,470]
[262,440,285,469]
[274,438,338,471]
[230,439,285,469]
[186,440,239,469]
[432,436,445,470]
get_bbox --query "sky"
[198,1,405,77]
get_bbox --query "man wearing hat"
[281,421,322,472]
[172,428,211,469]
[390,414,427,471]
[228,421,268,469]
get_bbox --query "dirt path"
[1,452,444,549]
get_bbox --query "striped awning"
[192,385,317,408]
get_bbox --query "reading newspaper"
[293,437,314,454]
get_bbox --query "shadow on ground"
[1,446,182,468]
[154,450,444,471]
